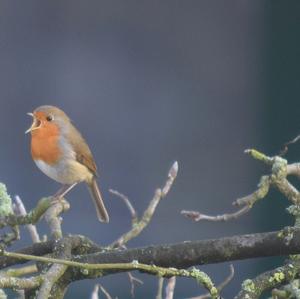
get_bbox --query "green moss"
[190,268,218,298]
[271,157,287,180]
[242,279,256,293]
[0,183,13,217]
[80,268,89,276]
[277,227,295,245]
[269,271,285,283]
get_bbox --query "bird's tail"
[87,178,109,223]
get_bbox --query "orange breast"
[31,125,62,165]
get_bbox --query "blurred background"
[0,1,299,298]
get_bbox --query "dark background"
[0,1,299,298]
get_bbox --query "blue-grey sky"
[0,1,299,298]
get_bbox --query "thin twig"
[232,175,270,206]
[156,277,164,299]
[109,189,138,224]
[279,134,300,156]
[182,148,300,223]
[162,162,178,195]
[182,174,270,223]
[127,272,143,298]
[181,206,250,222]
[110,161,178,248]
[14,196,40,243]
[99,284,113,299]
[165,276,176,299]
[91,284,100,299]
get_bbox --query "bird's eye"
[46,115,54,122]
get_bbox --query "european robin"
[26,105,109,223]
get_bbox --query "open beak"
[25,113,41,134]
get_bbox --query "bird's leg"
[53,183,77,201]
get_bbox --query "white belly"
[34,159,93,185]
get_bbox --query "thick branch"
[2,228,300,277]
[73,228,300,272]
[0,235,100,269]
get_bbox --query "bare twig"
[156,277,164,299]
[181,205,250,222]
[182,174,269,223]
[110,161,178,248]
[190,264,234,299]
[14,196,40,243]
[127,272,143,298]
[91,284,100,299]
[215,264,235,294]
[279,134,300,156]
[99,284,113,299]
[109,189,138,225]
[165,276,176,299]
[162,161,178,195]
[182,148,300,223]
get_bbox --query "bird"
[25,105,109,223]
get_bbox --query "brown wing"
[68,123,99,177]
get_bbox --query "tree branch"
[0,197,53,230]
[44,199,70,239]
[109,161,178,248]
[0,227,300,278]
[234,259,300,299]
[14,196,40,243]
[191,265,234,299]
[36,236,73,299]
[73,228,300,272]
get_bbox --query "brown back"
[68,124,99,177]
